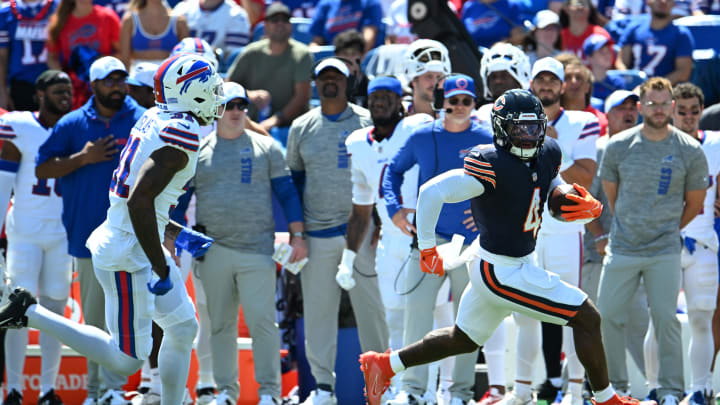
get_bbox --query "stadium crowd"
[0,0,718,404]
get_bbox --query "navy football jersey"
[464,138,562,257]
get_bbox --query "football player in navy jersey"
[359,89,651,405]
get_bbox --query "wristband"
[594,234,608,242]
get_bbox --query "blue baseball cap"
[368,76,403,96]
[444,74,476,98]
[582,34,610,57]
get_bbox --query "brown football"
[547,184,581,221]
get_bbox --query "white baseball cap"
[222,82,249,103]
[314,58,350,78]
[534,10,560,29]
[89,56,127,82]
[604,90,639,113]
[531,57,564,82]
[126,62,158,88]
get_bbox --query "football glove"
[147,268,173,296]
[175,227,214,258]
[684,236,697,254]
[420,247,444,277]
[561,183,603,223]
[336,249,356,290]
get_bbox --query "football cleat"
[0,287,36,329]
[4,389,22,405]
[38,389,65,405]
[592,394,657,405]
[359,351,395,405]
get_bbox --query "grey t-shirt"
[194,130,289,254]
[584,136,613,263]
[598,125,709,256]
[286,104,372,231]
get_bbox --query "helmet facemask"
[494,113,546,161]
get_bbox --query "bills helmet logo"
[493,96,505,111]
[176,61,212,94]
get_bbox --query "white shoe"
[422,391,438,405]
[195,387,216,405]
[496,392,533,405]
[661,395,680,405]
[82,398,98,405]
[258,395,278,405]
[300,389,337,405]
[387,390,429,405]
[183,388,194,405]
[210,390,235,405]
[560,393,584,405]
[99,390,131,405]
[134,391,160,405]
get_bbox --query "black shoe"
[5,389,23,405]
[38,389,64,405]
[0,287,36,329]
[537,380,561,402]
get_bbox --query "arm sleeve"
[381,137,416,219]
[158,120,200,156]
[36,124,71,166]
[416,169,485,250]
[686,146,710,191]
[271,176,304,223]
[677,27,695,57]
[617,24,634,48]
[463,149,496,193]
[0,160,18,231]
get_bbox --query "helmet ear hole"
[194,97,205,103]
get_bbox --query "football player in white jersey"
[402,39,452,116]
[497,57,599,405]
[341,76,432,399]
[0,54,224,405]
[0,70,72,405]
[644,83,720,405]
[172,0,250,53]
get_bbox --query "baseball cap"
[126,62,158,88]
[533,10,560,29]
[314,58,350,78]
[582,34,610,57]
[89,56,127,82]
[604,90,639,113]
[35,70,71,90]
[444,74,476,98]
[531,57,564,81]
[265,2,291,19]
[222,82,249,103]
[368,76,403,96]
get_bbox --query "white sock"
[550,377,563,388]
[389,351,406,373]
[483,323,507,387]
[159,319,197,405]
[150,368,161,393]
[140,360,151,388]
[688,309,714,393]
[514,382,532,401]
[39,297,66,395]
[513,313,540,382]
[593,385,616,403]
[568,382,583,399]
[4,328,28,393]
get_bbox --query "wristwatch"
[291,231,305,240]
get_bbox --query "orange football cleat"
[359,351,395,405]
[592,394,658,405]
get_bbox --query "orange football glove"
[561,183,603,222]
[420,247,444,277]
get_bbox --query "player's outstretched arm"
[416,169,485,250]
[0,141,20,231]
[127,146,189,281]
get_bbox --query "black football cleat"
[0,287,36,329]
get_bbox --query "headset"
[432,73,481,114]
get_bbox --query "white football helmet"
[154,54,225,123]
[171,38,219,70]
[480,43,531,100]
[403,39,452,81]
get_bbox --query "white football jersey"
[105,108,200,236]
[540,109,599,234]
[172,0,250,51]
[345,113,432,237]
[682,130,720,251]
[0,111,64,236]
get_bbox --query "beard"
[372,112,400,127]
[321,83,339,98]
[539,92,561,107]
[46,99,71,115]
[645,114,671,129]
[97,91,126,111]
[652,10,670,18]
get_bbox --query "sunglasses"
[448,97,474,106]
[99,77,127,87]
[224,100,248,111]
[676,109,700,116]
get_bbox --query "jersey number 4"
[523,187,541,238]
[110,136,141,198]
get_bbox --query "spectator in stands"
[126,61,157,108]
[460,0,530,49]
[598,77,708,405]
[560,55,608,134]
[584,34,627,102]
[45,0,121,109]
[616,0,694,84]
[172,0,250,53]
[334,30,369,107]
[282,0,315,18]
[560,0,613,60]
[191,82,305,405]
[227,2,312,132]
[35,56,146,405]
[0,0,58,111]
[525,9,562,65]
[308,0,383,53]
[691,0,720,14]
[286,58,388,405]
[582,90,649,390]
[94,0,128,19]
[118,0,189,71]
[387,0,417,44]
